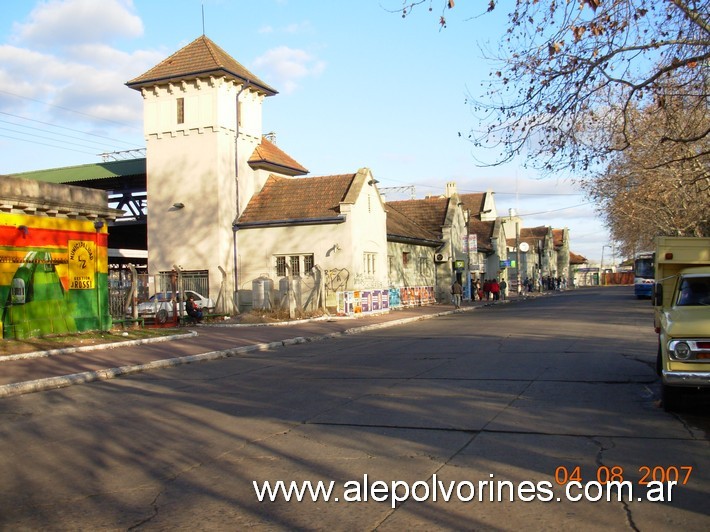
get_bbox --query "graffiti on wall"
[0,213,110,339]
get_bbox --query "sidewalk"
[0,295,531,398]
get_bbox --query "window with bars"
[363,252,376,275]
[275,254,314,277]
[177,97,185,124]
[290,255,300,276]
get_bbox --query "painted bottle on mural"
[2,251,77,339]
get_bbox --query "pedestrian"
[499,278,507,300]
[483,279,491,301]
[491,278,500,301]
[451,279,463,309]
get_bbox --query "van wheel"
[662,384,683,412]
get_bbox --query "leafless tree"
[398,0,710,174]
[582,88,709,256]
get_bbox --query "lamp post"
[600,244,612,286]
[93,219,104,330]
[463,208,471,300]
[537,238,543,291]
[515,218,521,295]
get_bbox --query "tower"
[127,36,277,311]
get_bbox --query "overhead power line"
[0,133,97,156]
[0,111,143,149]
[0,88,140,130]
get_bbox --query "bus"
[633,252,655,298]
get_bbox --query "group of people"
[451,278,508,308]
[473,278,507,301]
[522,275,568,292]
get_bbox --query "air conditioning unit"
[434,253,448,263]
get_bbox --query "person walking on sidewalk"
[499,278,507,300]
[490,279,501,301]
[451,279,463,309]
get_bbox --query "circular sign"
[519,242,530,252]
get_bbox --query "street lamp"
[458,204,471,300]
[93,219,104,329]
[600,244,612,286]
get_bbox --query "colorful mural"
[0,213,111,339]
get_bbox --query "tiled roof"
[249,137,308,175]
[458,193,486,218]
[521,226,549,238]
[518,226,549,248]
[569,251,588,264]
[386,203,441,245]
[552,228,566,248]
[386,197,450,237]
[126,35,277,95]
[238,174,356,224]
[468,219,495,252]
[458,193,493,251]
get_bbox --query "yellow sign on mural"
[68,240,96,289]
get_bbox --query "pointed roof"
[249,136,308,176]
[552,228,568,248]
[126,35,277,95]
[237,173,357,225]
[457,193,486,219]
[468,219,496,252]
[570,251,588,265]
[519,226,551,249]
[386,203,441,246]
[386,197,451,237]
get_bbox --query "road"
[0,286,708,530]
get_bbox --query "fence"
[108,267,211,326]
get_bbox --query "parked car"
[134,290,215,323]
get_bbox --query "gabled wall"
[235,169,388,310]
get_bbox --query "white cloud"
[0,1,162,156]
[11,0,143,49]
[252,46,325,94]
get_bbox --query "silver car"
[136,290,215,323]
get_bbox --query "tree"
[582,88,709,257]
[399,0,710,174]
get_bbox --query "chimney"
[445,182,457,198]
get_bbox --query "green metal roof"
[9,158,146,184]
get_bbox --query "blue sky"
[0,0,612,263]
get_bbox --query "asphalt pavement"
[0,294,535,398]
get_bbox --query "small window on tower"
[177,97,185,124]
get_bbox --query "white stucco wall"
[235,171,388,310]
[387,242,437,289]
[141,77,265,311]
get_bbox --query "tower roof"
[126,35,277,95]
[249,136,308,176]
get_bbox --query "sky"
[0,0,614,264]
